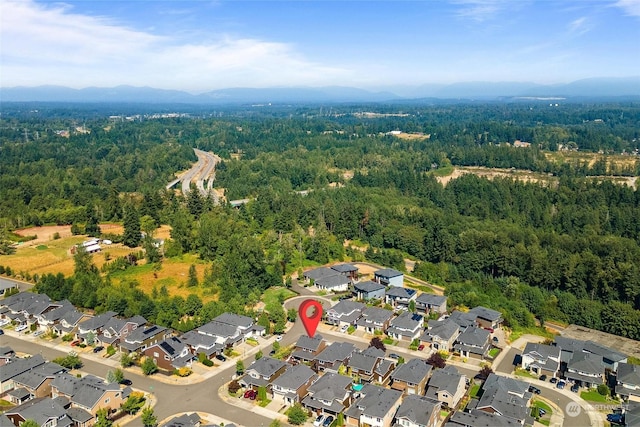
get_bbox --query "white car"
[340,325,349,333]
[0,319,10,327]
[313,415,326,427]
[276,335,283,341]
[15,324,28,332]
[33,330,45,337]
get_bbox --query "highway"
[167,148,220,201]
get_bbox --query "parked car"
[340,325,349,333]
[33,330,44,337]
[249,390,257,400]
[556,380,566,389]
[549,377,558,384]
[484,327,494,333]
[0,329,4,336]
[539,408,547,417]
[269,350,276,356]
[119,379,133,386]
[492,336,499,343]
[607,413,624,424]
[93,346,104,353]
[418,344,425,351]
[0,319,10,327]
[15,324,28,332]
[216,354,227,362]
[313,415,326,427]
[244,389,256,399]
[389,353,400,359]
[322,415,334,427]
[276,335,283,341]
[528,386,541,394]
[539,374,547,381]
[571,384,579,393]
[70,340,80,347]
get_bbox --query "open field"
[544,151,639,169]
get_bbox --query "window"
[105,398,110,404]
[164,355,170,360]
[154,352,159,358]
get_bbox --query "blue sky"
[1,0,639,92]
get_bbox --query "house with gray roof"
[313,342,356,373]
[356,307,394,334]
[304,267,340,283]
[467,306,503,330]
[394,395,442,427]
[161,412,201,427]
[316,274,351,292]
[271,364,317,406]
[390,358,432,395]
[353,281,385,301]
[553,337,627,372]
[616,362,640,402]
[76,311,117,341]
[454,327,491,359]
[347,346,394,384]
[303,267,352,292]
[425,365,467,408]
[183,312,255,359]
[475,385,532,424]
[240,356,288,389]
[12,361,66,401]
[344,383,403,427]
[301,372,353,417]
[374,268,404,288]
[384,287,417,310]
[521,342,561,378]
[4,397,72,427]
[449,408,521,427]
[386,311,423,341]
[326,300,366,327]
[292,334,326,362]
[565,351,605,388]
[35,299,76,331]
[143,336,195,373]
[1,292,61,328]
[98,315,146,346]
[421,319,460,352]
[0,346,15,367]
[51,373,124,418]
[119,324,170,354]
[415,293,447,314]
[0,354,46,395]
[53,307,86,336]
[330,263,359,281]
[447,310,477,332]
[483,373,530,398]
[0,278,19,297]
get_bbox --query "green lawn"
[262,287,297,313]
[488,348,500,358]
[469,384,481,398]
[514,368,537,379]
[509,326,556,342]
[580,389,618,403]
[531,399,553,426]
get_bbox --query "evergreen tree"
[85,207,101,237]
[187,264,198,287]
[141,407,158,427]
[123,204,141,248]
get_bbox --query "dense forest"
[1,101,639,340]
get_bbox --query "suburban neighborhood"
[0,262,639,427]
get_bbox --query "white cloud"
[614,0,640,17]
[0,0,350,91]
[568,16,592,35]
[451,0,512,22]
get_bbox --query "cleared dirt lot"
[561,324,640,359]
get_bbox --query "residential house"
[0,346,15,366]
[394,395,442,427]
[454,327,491,359]
[1,292,60,327]
[467,306,503,330]
[616,362,640,402]
[51,373,125,418]
[143,337,195,373]
[353,281,386,301]
[35,300,77,333]
[330,263,359,281]
[415,294,447,315]
[425,365,467,408]
[4,397,72,427]
[312,342,356,373]
[347,346,395,384]
[10,361,66,402]
[474,374,533,425]
[449,409,521,427]
[344,383,403,427]
[53,307,86,336]
[304,267,340,285]
[565,352,605,388]
[447,310,477,332]
[76,311,117,342]
[421,319,460,352]
[386,312,423,342]
[356,307,394,334]
[291,334,326,362]
[374,268,404,288]
[553,337,627,372]
[521,343,561,378]
[271,364,317,406]
[239,356,288,390]
[303,267,352,292]
[161,413,201,427]
[0,354,46,394]
[98,315,146,347]
[390,358,432,395]
[301,372,353,417]
[182,312,255,359]
[119,324,170,354]
[0,278,19,297]
[385,287,417,310]
[325,300,366,327]
[624,402,640,427]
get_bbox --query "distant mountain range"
[1,77,639,104]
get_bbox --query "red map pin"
[299,299,323,338]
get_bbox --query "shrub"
[228,380,241,394]
[107,346,116,356]
[62,334,74,342]
[202,358,213,367]
[597,384,610,396]
[287,403,308,425]
[141,357,158,376]
[174,367,192,377]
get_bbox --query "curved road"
[167,148,220,202]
